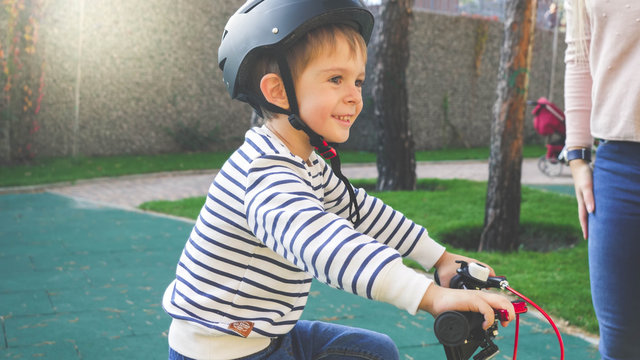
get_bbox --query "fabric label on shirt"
[228,321,254,338]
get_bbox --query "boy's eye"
[355,79,364,88]
[329,76,342,84]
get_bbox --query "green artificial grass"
[1,145,544,187]
[139,178,597,335]
[139,196,205,220]
[0,152,233,187]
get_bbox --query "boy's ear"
[260,73,289,110]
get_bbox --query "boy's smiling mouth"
[333,114,353,124]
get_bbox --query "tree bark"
[479,0,538,252]
[372,0,416,191]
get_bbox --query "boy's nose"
[344,86,362,105]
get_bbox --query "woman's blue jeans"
[589,141,640,360]
[168,320,400,360]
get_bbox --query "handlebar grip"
[434,311,484,347]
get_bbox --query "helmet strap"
[276,56,361,227]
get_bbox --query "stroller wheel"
[538,155,564,177]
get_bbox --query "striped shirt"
[162,126,445,359]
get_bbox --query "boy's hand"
[419,285,515,330]
[433,251,495,288]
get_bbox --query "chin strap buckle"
[315,141,337,160]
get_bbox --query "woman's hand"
[569,159,594,239]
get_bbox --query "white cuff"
[374,260,433,315]
[407,232,446,271]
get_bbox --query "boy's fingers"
[481,293,515,328]
[501,301,516,327]
[478,301,496,330]
[423,288,515,330]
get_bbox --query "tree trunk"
[479,0,538,252]
[372,0,416,191]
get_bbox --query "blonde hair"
[288,23,367,82]
[250,23,367,119]
[569,0,590,62]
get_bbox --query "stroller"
[529,97,567,177]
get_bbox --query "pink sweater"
[564,0,640,148]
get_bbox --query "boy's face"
[294,34,366,144]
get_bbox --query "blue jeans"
[589,141,640,360]
[168,320,400,360]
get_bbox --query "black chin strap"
[272,56,361,227]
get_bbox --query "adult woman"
[564,0,640,359]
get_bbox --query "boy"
[163,1,515,359]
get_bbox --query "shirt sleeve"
[564,0,594,148]
[322,162,446,272]
[245,155,432,314]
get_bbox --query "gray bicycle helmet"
[218,0,374,226]
[218,0,374,113]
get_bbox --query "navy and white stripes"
[163,126,445,352]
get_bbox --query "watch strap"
[566,148,592,163]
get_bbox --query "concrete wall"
[24,0,250,159]
[349,10,566,151]
[2,1,566,161]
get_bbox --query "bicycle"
[433,261,565,360]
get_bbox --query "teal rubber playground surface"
[1,192,600,359]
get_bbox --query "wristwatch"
[566,148,591,163]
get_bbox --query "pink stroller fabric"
[531,97,566,160]
[532,97,565,136]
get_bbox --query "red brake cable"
[504,285,565,360]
